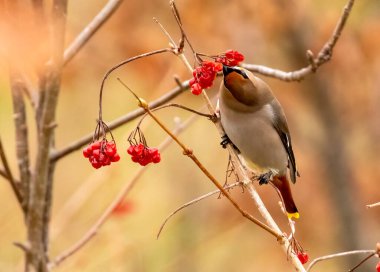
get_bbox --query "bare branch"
[49,114,198,269]
[63,0,124,65]
[50,80,188,162]
[157,182,240,238]
[242,0,355,81]
[0,136,24,208]
[10,69,30,212]
[366,202,380,209]
[306,249,376,272]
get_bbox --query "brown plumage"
[219,66,300,218]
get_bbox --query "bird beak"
[223,65,235,76]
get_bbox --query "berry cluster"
[189,61,222,95]
[189,50,245,96]
[297,252,309,265]
[216,49,245,66]
[127,143,161,166]
[83,140,120,169]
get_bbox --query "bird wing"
[270,101,299,183]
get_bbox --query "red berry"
[214,62,223,72]
[189,78,196,86]
[297,252,309,264]
[106,141,116,148]
[191,83,202,95]
[105,147,116,157]
[91,141,101,150]
[139,157,150,166]
[111,153,120,162]
[147,148,156,155]
[92,149,100,158]
[104,157,112,166]
[152,153,161,163]
[91,158,102,169]
[127,145,135,155]
[134,143,144,156]
[82,147,91,158]
[98,153,106,162]
[376,261,380,272]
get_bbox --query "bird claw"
[258,171,273,185]
[220,134,231,149]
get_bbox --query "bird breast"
[219,100,288,174]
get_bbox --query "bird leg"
[258,170,274,185]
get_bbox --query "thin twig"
[13,242,31,253]
[157,182,240,238]
[151,103,213,118]
[306,250,376,271]
[0,136,23,207]
[348,252,376,272]
[9,68,30,213]
[0,168,10,180]
[50,80,189,162]
[49,114,198,269]
[63,0,124,65]
[153,17,177,49]
[242,0,355,82]
[366,202,380,208]
[170,0,194,56]
[135,103,213,128]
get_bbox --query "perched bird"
[219,65,300,219]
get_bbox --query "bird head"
[222,65,258,105]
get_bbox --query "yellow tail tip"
[287,212,300,219]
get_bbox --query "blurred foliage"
[0,0,379,271]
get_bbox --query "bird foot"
[258,171,274,185]
[220,134,231,149]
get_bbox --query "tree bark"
[25,1,67,271]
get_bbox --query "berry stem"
[97,48,172,121]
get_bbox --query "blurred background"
[0,0,379,271]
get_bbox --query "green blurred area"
[0,0,379,271]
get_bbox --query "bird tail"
[271,175,299,219]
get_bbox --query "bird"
[219,65,300,219]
